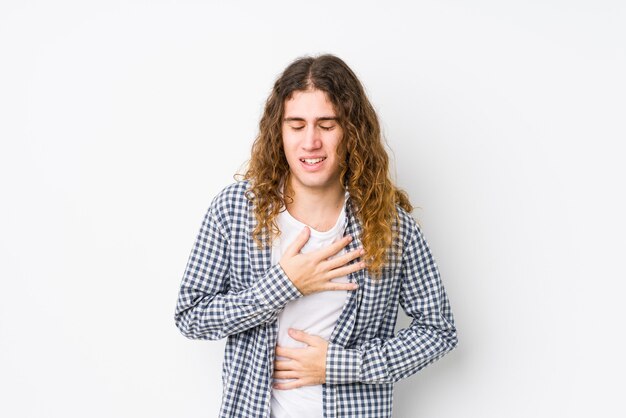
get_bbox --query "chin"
[295,176,340,190]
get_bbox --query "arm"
[325,222,458,384]
[174,201,302,340]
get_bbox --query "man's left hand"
[272,329,329,390]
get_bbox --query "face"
[282,89,344,195]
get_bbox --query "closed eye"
[287,124,335,131]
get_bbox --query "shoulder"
[208,180,252,226]
[394,205,439,268]
[211,180,251,207]
[394,204,424,249]
[396,206,420,238]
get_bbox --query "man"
[174,54,458,417]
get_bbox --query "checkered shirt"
[174,180,458,417]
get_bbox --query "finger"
[288,328,324,346]
[273,370,300,379]
[283,226,311,257]
[273,379,305,390]
[315,234,353,260]
[324,280,360,292]
[325,246,365,270]
[326,261,367,281]
[275,345,299,359]
[274,359,295,371]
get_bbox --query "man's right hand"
[279,226,366,296]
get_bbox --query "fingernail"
[347,235,353,241]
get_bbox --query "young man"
[174,54,458,417]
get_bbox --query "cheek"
[331,133,344,158]
[281,140,298,162]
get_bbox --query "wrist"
[325,342,361,384]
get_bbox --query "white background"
[1,1,625,417]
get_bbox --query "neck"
[284,178,345,232]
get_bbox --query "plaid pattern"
[175,180,458,417]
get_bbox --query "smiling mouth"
[300,157,326,165]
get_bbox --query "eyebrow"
[283,117,339,122]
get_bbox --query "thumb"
[288,328,321,346]
[284,226,311,257]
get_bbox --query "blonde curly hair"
[242,54,413,276]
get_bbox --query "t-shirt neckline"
[280,192,349,239]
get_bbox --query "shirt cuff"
[325,342,362,384]
[255,263,303,309]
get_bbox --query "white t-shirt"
[270,196,350,418]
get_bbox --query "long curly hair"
[242,54,413,276]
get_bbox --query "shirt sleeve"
[325,222,458,384]
[174,200,302,340]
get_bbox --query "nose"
[301,125,322,151]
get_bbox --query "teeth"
[301,157,325,164]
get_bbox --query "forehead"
[283,89,337,118]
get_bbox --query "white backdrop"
[1,1,625,417]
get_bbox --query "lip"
[299,157,327,172]
[299,156,326,160]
